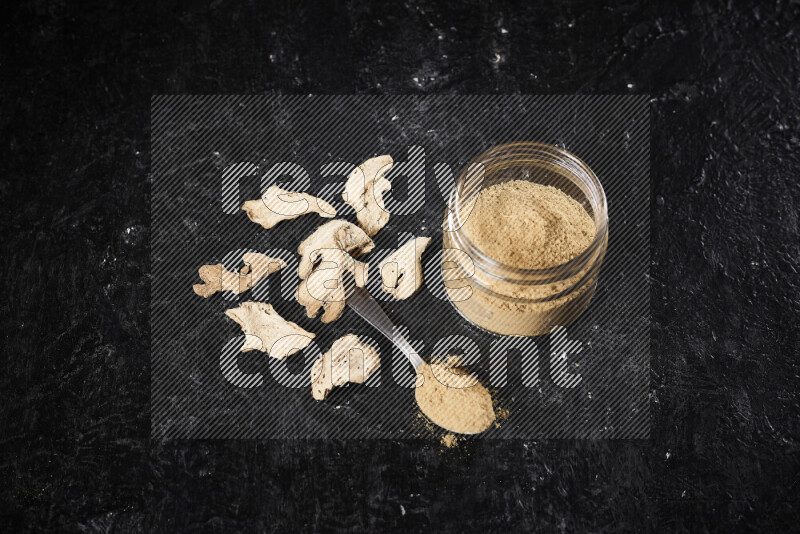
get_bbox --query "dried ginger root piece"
[242,185,336,230]
[297,219,374,279]
[193,252,286,298]
[224,301,315,360]
[379,237,431,300]
[342,155,393,236]
[296,248,368,323]
[311,334,380,400]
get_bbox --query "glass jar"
[442,142,609,337]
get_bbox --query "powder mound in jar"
[415,356,495,435]
[462,180,596,269]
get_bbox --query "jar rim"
[444,142,609,283]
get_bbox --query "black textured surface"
[2,1,799,532]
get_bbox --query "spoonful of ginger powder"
[415,356,495,434]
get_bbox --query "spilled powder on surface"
[440,433,459,449]
[415,356,495,435]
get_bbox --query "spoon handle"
[347,286,424,371]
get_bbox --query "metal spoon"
[347,286,424,371]
[348,285,496,435]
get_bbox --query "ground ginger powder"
[445,180,600,336]
[462,180,595,269]
[415,356,495,435]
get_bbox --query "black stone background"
[1,0,798,532]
